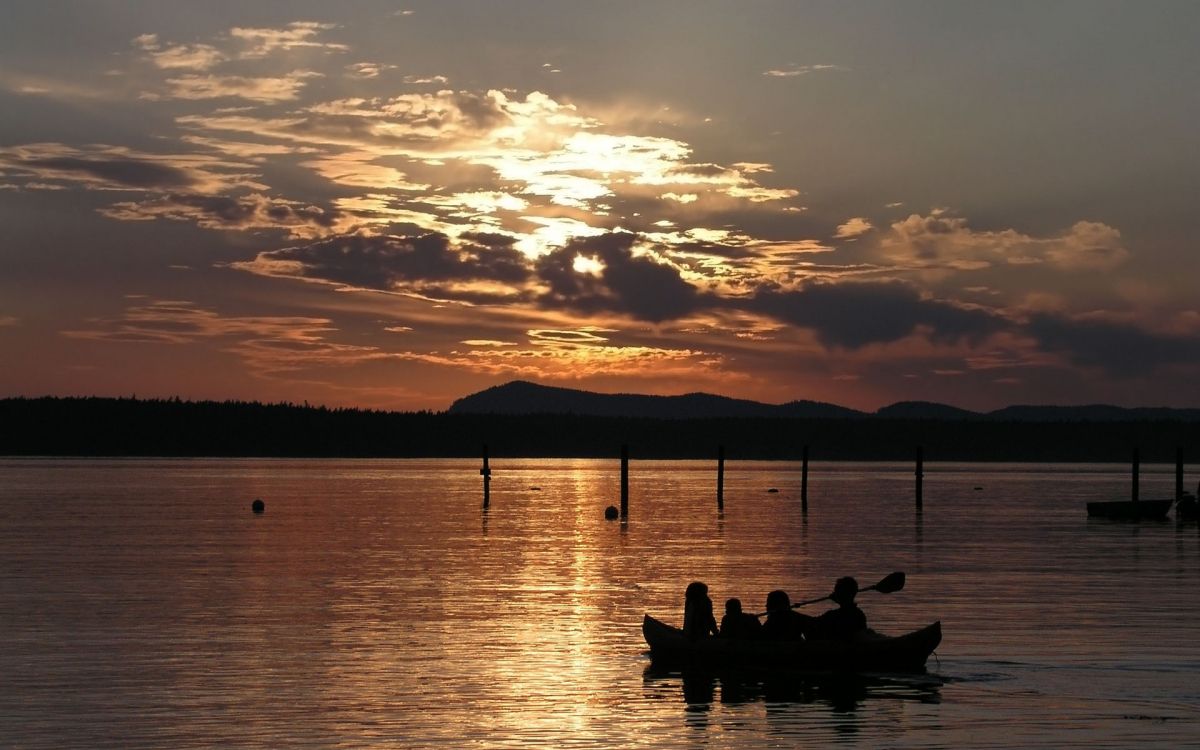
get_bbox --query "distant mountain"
[875,401,980,420]
[447,380,864,419]
[448,380,1200,422]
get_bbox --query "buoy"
[530,486,542,491]
[767,488,779,493]
[251,498,265,514]
[604,505,619,520]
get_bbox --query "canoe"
[1086,499,1173,520]
[642,614,941,673]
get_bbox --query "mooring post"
[717,445,725,512]
[1176,447,1184,502]
[480,444,491,509]
[915,446,924,511]
[801,445,809,514]
[620,444,629,519]
[1131,447,1139,503]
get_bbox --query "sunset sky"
[3,1,1199,412]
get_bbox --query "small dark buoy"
[251,498,265,514]
[529,486,542,491]
[767,488,779,493]
[604,505,619,520]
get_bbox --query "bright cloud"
[156,70,322,102]
[763,64,847,77]
[345,62,395,79]
[881,212,1129,271]
[230,22,348,58]
[835,217,873,239]
[134,34,226,70]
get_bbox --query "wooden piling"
[480,444,491,509]
[620,444,629,519]
[1131,447,1139,503]
[915,446,924,511]
[717,445,725,512]
[1176,447,1184,502]
[801,445,809,514]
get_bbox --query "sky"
[2,1,1199,412]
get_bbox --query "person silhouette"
[811,577,868,640]
[761,589,815,641]
[683,581,719,640]
[718,597,762,639]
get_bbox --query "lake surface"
[2,458,1198,748]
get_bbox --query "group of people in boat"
[683,578,868,642]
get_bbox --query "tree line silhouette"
[2,396,1198,461]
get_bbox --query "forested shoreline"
[2,396,1197,462]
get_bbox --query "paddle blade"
[871,571,906,594]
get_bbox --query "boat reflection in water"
[645,664,943,712]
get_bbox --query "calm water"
[2,458,1198,748]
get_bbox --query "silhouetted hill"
[450,381,1200,423]
[875,401,979,419]
[448,380,864,419]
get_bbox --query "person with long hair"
[682,581,719,640]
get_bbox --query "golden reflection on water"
[1,458,1199,748]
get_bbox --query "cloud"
[134,34,226,70]
[180,135,319,161]
[58,297,726,391]
[230,22,348,58]
[421,191,529,219]
[1025,312,1200,376]
[236,232,532,298]
[299,152,429,190]
[133,22,344,75]
[725,185,800,203]
[528,328,612,344]
[402,74,449,85]
[345,62,396,79]
[99,193,353,238]
[62,299,384,375]
[403,337,721,381]
[880,212,1129,271]
[0,143,262,193]
[763,64,847,78]
[834,217,873,239]
[156,70,322,102]
[749,280,1006,349]
[11,152,189,188]
[64,299,333,344]
[535,232,707,323]
[178,88,803,213]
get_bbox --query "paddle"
[753,571,905,617]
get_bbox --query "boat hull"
[1086,499,1173,520]
[642,614,941,673]
[1177,496,1197,521]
